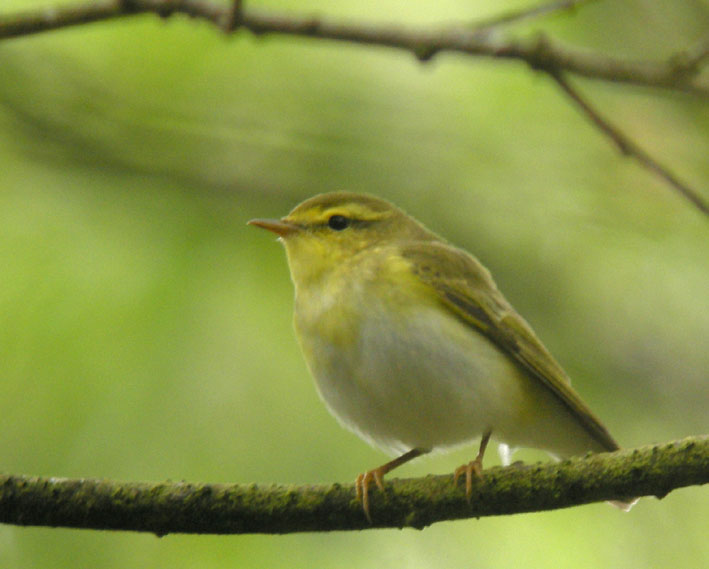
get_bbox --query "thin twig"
[0,437,707,534]
[550,71,709,216]
[223,0,243,33]
[471,0,599,31]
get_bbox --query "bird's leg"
[355,448,427,522]
[454,430,492,502]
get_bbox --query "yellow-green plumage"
[250,191,626,514]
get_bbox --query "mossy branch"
[1,436,707,535]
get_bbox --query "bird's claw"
[355,469,385,523]
[453,458,484,502]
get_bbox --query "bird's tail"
[609,498,639,511]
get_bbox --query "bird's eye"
[327,215,350,231]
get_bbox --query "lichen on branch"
[1,436,707,534]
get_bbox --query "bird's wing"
[401,240,619,452]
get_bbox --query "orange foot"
[354,448,427,522]
[454,430,492,502]
[453,457,484,502]
[355,468,386,523]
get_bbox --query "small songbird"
[250,191,630,520]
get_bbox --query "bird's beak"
[247,218,299,237]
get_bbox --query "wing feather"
[401,241,618,452]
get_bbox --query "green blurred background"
[1,0,707,567]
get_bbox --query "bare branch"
[1,436,707,535]
[0,1,706,215]
[223,0,243,34]
[550,72,709,216]
[0,0,707,96]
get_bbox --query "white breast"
[295,270,600,459]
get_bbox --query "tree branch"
[0,1,707,97]
[1,436,707,535]
[549,71,709,216]
[0,1,706,215]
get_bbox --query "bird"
[249,191,632,520]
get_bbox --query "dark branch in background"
[223,0,243,33]
[0,1,706,94]
[1,436,707,535]
[0,0,707,215]
[550,72,709,216]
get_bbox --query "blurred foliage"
[0,0,707,568]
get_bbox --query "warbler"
[250,191,630,520]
